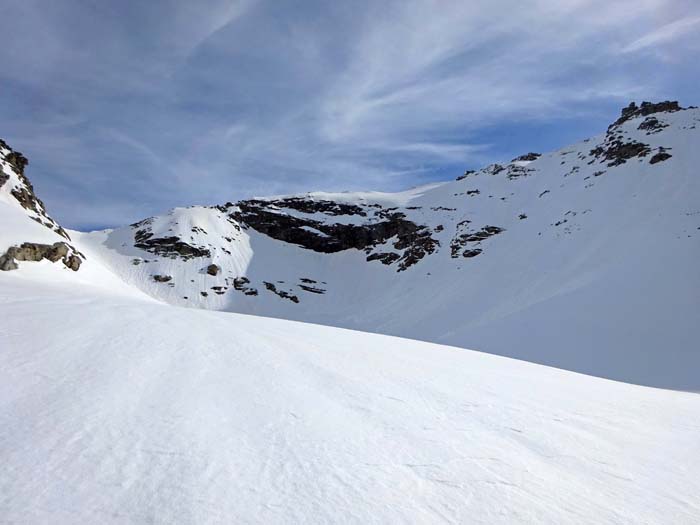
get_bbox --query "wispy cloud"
[621,15,700,53]
[0,0,698,229]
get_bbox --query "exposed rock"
[506,164,535,180]
[134,227,211,260]
[0,242,83,271]
[485,164,506,176]
[233,276,250,289]
[366,252,401,265]
[232,276,258,296]
[263,281,299,303]
[0,255,17,271]
[240,197,366,217]
[0,139,70,240]
[393,227,440,272]
[152,275,172,283]
[206,264,220,276]
[650,149,672,164]
[233,201,439,271]
[456,169,476,181]
[638,116,669,134]
[610,101,682,129]
[450,223,505,258]
[589,138,651,167]
[63,254,82,271]
[511,152,541,162]
[298,284,325,294]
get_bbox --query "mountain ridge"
[2,100,698,389]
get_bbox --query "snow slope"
[75,102,700,390]
[1,271,699,524]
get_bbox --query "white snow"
[1,106,700,523]
[1,272,699,524]
[74,106,700,390]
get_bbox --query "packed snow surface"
[1,270,699,524]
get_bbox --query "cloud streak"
[0,0,698,228]
[621,15,700,53]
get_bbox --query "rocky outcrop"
[233,201,439,271]
[511,152,541,162]
[450,223,505,258]
[132,221,211,260]
[610,101,682,129]
[505,164,536,180]
[206,264,220,276]
[589,138,651,167]
[456,169,476,181]
[298,284,325,294]
[152,274,172,283]
[242,197,367,217]
[638,116,669,134]
[263,282,299,303]
[233,277,258,296]
[366,252,401,265]
[0,139,71,240]
[650,148,672,164]
[0,242,83,271]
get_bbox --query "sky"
[1,0,699,229]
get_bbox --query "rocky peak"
[610,101,683,129]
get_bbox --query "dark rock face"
[590,137,651,167]
[392,225,439,272]
[456,170,476,181]
[206,264,220,276]
[511,152,541,162]
[0,139,70,240]
[233,276,258,296]
[232,200,439,271]
[650,149,673,164]
[152,274,172,283]
[366,252,401,265]
[610,101,682,128]
[638,116,669,134]
[0,242,83,271]
[505,164,535,180]
[252,197,367,217]
[450,223,505,258]
[263,281,299,303]
[133,222,211,260]
[486,164,506,176]
[298,284,325,294]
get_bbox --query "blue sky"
[1,0,699,229]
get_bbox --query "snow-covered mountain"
[2,101,699,388]
[1,101,700,523]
